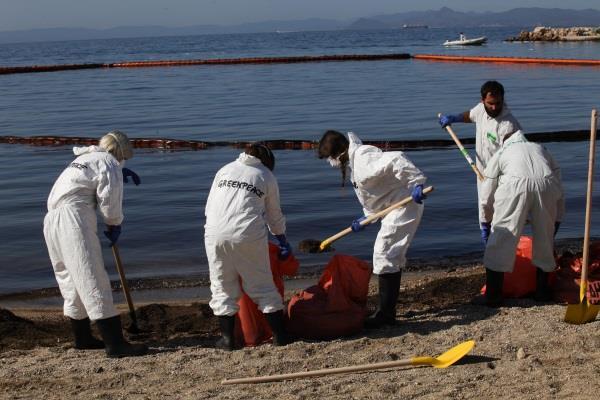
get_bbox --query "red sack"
[235,242,299,347]
[286,254,371,340]
[482,236,555,298]
[553,241,600,304]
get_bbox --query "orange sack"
[235,242,299,347]
[286,254,372,340]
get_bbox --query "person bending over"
[317,130,427,328]
[43,130,146,358]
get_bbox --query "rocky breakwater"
[507,26,600,42]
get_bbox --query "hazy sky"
[0,0,596,31]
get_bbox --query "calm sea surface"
[1,28,599,293]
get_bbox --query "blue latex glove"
[480,222,491,245]
[554,221,561,237]
[351,216,368,233]
[439,113,464,128]
[104,225,121,246]
[275,234,292,260]
[411,184,426,204]
[122,168,141,185]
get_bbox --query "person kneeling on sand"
[474,130,564,307]
[43,131,147,358]
[317,130,427,328]
[204,143,291,350]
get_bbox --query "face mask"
[328,156,341,168]
[327,150,346,168]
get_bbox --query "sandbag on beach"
[286,254,371,340]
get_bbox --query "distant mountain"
[0,8,598,44]
[0,18,344,44]
[348,7,600,30]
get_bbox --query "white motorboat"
[443,34,487,46]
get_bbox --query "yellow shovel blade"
[411,340,475,369]
[564,300,600,324]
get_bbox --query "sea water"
[0,28,598,293]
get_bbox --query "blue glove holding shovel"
[104,225,121,246]
[351,216,368,232]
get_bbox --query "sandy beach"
[1,249,599,400]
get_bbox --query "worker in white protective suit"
[439,80,521,241]
[317,130,427,328]
[204,143,291,350]
[43,130,147,358]
[475,130,564,307]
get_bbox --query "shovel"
[111,244,141,333]
[437,113,484,181]
[565,109,600,324]
[221,339,474,384]
[299,186,434,253]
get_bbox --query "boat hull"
[443,37,487,46]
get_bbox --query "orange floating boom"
[0,54,411,75]
[413,54,600,66]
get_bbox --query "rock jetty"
[506,26,600,42]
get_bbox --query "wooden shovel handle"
[581,109,597,299]
[112,244,136,317]
[222,358,414,384]
[319,186,434,250]
[438,113,485,181]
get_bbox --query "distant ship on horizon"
[401,24,429,29]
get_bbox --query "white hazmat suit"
[204,153,286,316]
[43,145,124,321]
[347,133,426,274]
[470,102,521,223]
[480,131,565,272]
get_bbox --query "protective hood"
[73,145,106,156]
[347,132,363,162]
[237,152,263,167]
[503,130,528,146]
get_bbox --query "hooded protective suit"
[204,153,286,316]
[470,102,521,223]
[43,145,123,321]
[480,131,564,272]
[347,133,426,274]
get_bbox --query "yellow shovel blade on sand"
[221,340,475,385]
[564,281,599,324]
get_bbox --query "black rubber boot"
[365,271,402,329]
[69,317,104,350]
[96,316,148,358]
[534,268,553,302]
[216,315,236,351]
[264,310,288,346]
[472,269,504,307]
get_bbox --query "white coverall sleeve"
[546,149,565,222]
[96,162,124,226]
[264,175,286,235]
[480,152,501,223]
[392,155,427,189]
